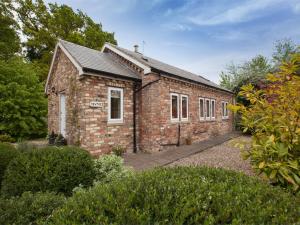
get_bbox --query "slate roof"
[107,43,231,92]
[59,40,231,93]
[59,40,141,80]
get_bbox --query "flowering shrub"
[230,53,300,191]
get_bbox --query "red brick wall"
[78,76,135,155]
[47,49,136,155]
[47,48,82,145]
[47,47,234,155]
[138,75,234,152]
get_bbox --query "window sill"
[107,120,124,125]
[200,119,217,122]
[170,120,190,124]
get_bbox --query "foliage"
[48,131,58,145]
[220,39,299,94]
[0,143,19,187]
[0,191,65,225]
[45,167,300,225]
[272,38,299,67]
[13,0,117,81]
[16,141,38,152]
[0,134,15,143]
[54,134,67,146]
[111,145,126,156]
[0,0,20,60]
[220,55,271,94]
[0,57,47,139]
[93,154,133,184]
[229,52,300,191]
[1,146,95,197]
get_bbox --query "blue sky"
[47,0,300,83]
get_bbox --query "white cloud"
[188,0,285,26]
[294,3,300,13]
[166,23,192,31]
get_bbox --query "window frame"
[180,94,189,121]
[108,87,124,124]
[211,99,216,120]
[222,101,229,119]
[170,93,180,122]
[199,97,205,121]
[205,98,211,121]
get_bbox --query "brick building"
[45,40,234,155]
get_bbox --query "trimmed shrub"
[1,146,95,197]
[46,167,300,225]
[0,143,19,187]
[0,134,15,143]
[0,192,65,225]
[112,145,126,156]
[93,154,133,184]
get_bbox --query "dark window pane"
[200,99,204,117]
[212,101,215,117]
[206,100,210,117]
[222,102,225,116]
[182,97,188,118]
[172,95,178,119]
[110,90,121,119]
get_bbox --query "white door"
[59,94,66,137]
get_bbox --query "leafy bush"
[45,167,300,225]
[0,134,15,143]
[0,57,47,139]
[47,131,58,145]
[1,146,95,197]
[0,192,65,225]
[0,142,19,187]
[16,141,38,152]
[55,134,67,146]
[111,145,125,156]
[93,154,133,184]
[230,52,300,191]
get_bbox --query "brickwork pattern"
[47,47,234,155]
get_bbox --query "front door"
[59,94,66,137]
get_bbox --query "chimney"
[134,44,139,53]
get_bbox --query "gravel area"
[169,136,254,176]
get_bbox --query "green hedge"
[0,192,65,225]
[1,146,95,197]
[0,143,19,187]
[46,167,300,225]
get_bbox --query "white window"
[181,95,188,121]
[205,98,211,120]
[199,98,205,121]
[222,101,229,119]
[171,93,179,122]
[211,99,216,120]
[108,87,123,123]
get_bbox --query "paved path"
[123,132,241,170]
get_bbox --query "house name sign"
[89,98,104,108]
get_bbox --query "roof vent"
[133,44,139,53]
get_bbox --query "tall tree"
[0,58,47,138]
[220,55,271,93]
[0,0,20,60]
[272,39,299,67]
[13,0,117,81]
